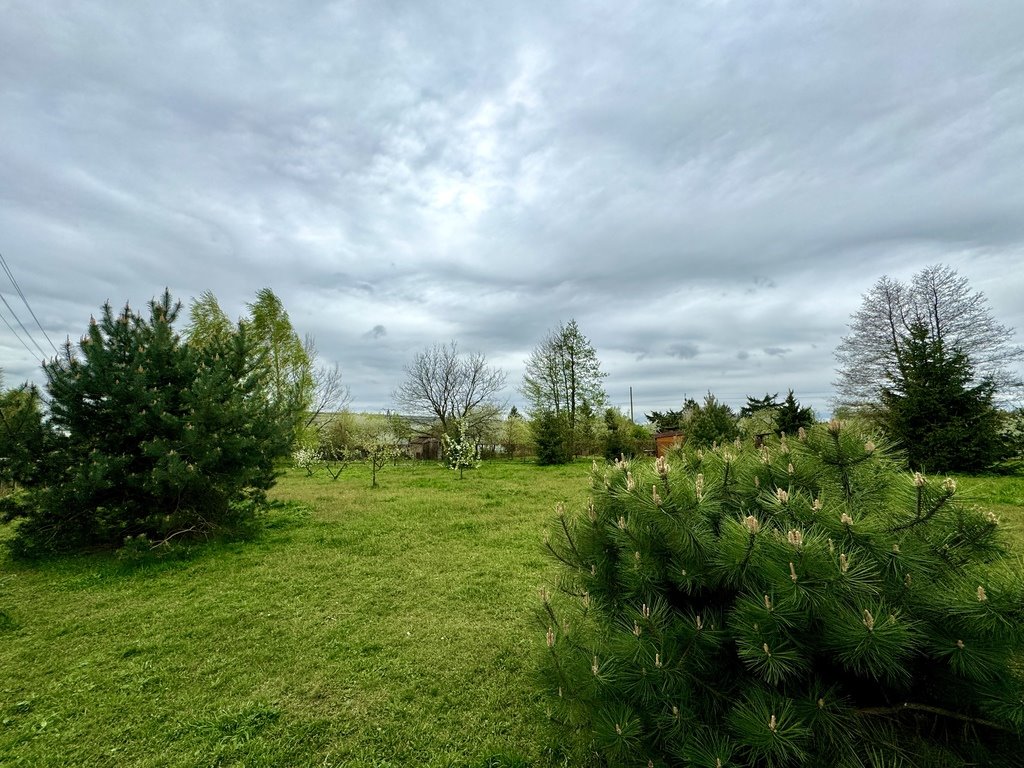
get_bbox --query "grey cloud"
[667,343,700,360]
[364,325,388,340]
[2,2,1024,420]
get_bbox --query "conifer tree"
[0,378,44,487]
[541,421,1024,766]
[881,322,1003,473]
[534,410,572,466]
[776,390,816,436]
[4,292,290,553]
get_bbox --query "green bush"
[541,421,1024,766]
[534,410,572,466]
[0,381,45,487]
[603,408,652,461]
[3,292,291,555]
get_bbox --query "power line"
[0,303,43,361]
[0,288,48,359]
[0,252,60,355]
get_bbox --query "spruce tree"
[684,393,740,448]
[541,421,1024,766]
[776,390,815,437]
[881,323,1003,473]
[535,410,572,465]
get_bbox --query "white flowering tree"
[540,421,1024,766]
[442,421,480,479]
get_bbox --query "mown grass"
[951,472,1024,534]
[0,459,590,767]
[1,461,1022,767]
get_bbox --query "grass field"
[1,460,1022,767]
[0,459,591,768]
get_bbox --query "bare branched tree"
[394,341,507,437]
[834,264,1023,410]
[298,335,351,434]
[305,362,351,432]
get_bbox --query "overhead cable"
[0,252,60,355]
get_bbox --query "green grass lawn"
[0,459,591,768]
[950,472,1024,534]
[2,461,1022,767]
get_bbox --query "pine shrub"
[540,421,1024,766]
[3,292,291,554]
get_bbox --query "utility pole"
[629,386,634,423]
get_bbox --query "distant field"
[1,461,1021,767]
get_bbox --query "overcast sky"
[3,1,1023,419]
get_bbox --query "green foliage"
[185,289,234,349]
[0,380,45,487]
[522,319,607,457]
[646,408,686,432]
[603,408,652,461]
[4,292,290,554]
[738,391,814,442]
[541,420,1024,766]
[649,393,741,448]
[502,406,531,460]
[881,322,1004,473]
[319,410,358,460]
[534,410,572,466]
[685,392,740,447]
[777,390,817,436]
[244,288,314,443]
[741,393,782,418]
[187,287,314,449]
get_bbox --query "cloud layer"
[2,1,1023,418]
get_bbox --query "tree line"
[1,263,1021,553]
[0,288,347,554]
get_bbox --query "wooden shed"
[654,430,686,457]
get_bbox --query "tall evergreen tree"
[740,393,781,418]
[684,392,740,448]
[881,322,1003,472]
[776,389,816,436]
[646,408,687,432]
[533,409,572,466]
